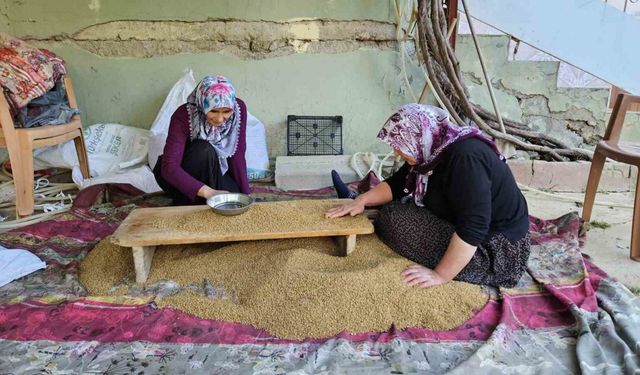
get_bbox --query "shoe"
[331,170,358,199]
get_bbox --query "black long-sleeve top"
[384,138,529,246]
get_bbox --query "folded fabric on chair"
[16,79,79,128]
[0,32,67,114]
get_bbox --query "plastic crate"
[287,115,343,156]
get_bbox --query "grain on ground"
[81,234,488,340]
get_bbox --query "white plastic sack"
[72,165,161,194]
[0,248,46,288]
[245,111,272,181]
[33,123,149,177]
[148,69,196,170]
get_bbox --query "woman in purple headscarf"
[327,104,530,289]
[153,75,250,205]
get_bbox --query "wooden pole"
[445,0,459,49]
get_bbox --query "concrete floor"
[523,189,640,292]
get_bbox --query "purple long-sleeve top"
[159,99,250,200]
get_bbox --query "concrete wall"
[456,35,640,150]
[2,1,637,159]
[0,0,425,157]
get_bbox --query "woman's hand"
[325,199,366,218]
[400,233,476,289]
[197,185,229,199]
[325,182,393,219]
[401,264,448,288]
[210,189,229,197]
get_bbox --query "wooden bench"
[111,200,375,283]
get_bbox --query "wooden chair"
[0,77,90,218]
[582,93,640,261]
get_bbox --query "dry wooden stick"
[415,0,592,161]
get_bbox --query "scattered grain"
[79,239,134,294]
[81,234,488,340]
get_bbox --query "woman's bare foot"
[400,264,447,288]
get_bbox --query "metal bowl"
[206,193,254,216]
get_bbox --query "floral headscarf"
[186,75,241,175]
[377,104,504,206]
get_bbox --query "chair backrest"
[603,93,640,144]
[62,77,78,109]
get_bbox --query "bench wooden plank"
[111,200,375,283]
[112,200,373,247]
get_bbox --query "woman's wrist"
[354,193,368,207]
[197,185,215,198]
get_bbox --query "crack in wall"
[71,19,397,41]
[461,72,482,85]
[492,79,603,146]
[0,1,10,31]
[57,39,399,59]
[21,19,398,59]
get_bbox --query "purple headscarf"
[186,75,241,175]
[377,104,504,206]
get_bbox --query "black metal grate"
[287,115,343,156]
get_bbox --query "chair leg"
[5,141,24,218]
[72,129,91,178]
[631,172,640,262]
[582,149,606,222]
[15,137,35,217]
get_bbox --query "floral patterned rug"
[0,183,638,374]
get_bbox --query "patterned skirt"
[374,202,530,288]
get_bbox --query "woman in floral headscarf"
[327,104,530,289]
[154,75,250,205]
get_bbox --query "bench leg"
[335,234,357,256]
[132,245,156,284]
